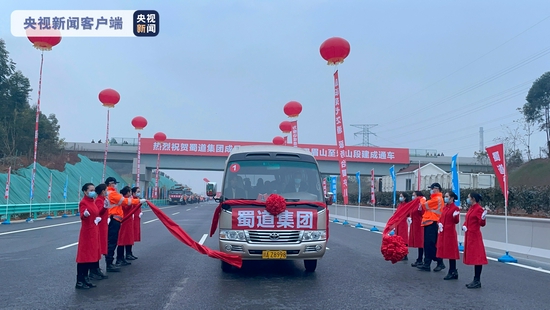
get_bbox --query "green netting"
[0,154,175,204]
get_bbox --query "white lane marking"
[143,219,159,224]
[172,212,180,215]
[326,247,330,250]
[57,242,78,250]
[198,234,208,245]
[186,209,191,211]
[0,221,80,236]
[195,206,198,208]
[332,221,550,274]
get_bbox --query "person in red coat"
[436,191,461,280]
[89,183,111,279]
[396,192,411,261]
[408,191,426,267]
[117,186,135,265]
[127,186,143,260]
[75,183,102,289]
[462,192,488,289]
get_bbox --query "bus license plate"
[262,250,287,259]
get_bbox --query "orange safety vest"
[107,187,139,222]
[421,192,444,227]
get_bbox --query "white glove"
[462,225,467,232]
[481,210,487,220]
[418,205,422,211]
[139,199,147,204]
[407,217,412,225]
[453,211,460,217]
[103,200,112,209]
[108,218,111,225]
[83,209,90,217]
[139,212,143,219]
[438,222,443,233]
[94,217,101,225]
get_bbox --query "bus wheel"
[221,261,232,273]
[304,260,317,272]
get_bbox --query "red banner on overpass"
[140,138,409,164]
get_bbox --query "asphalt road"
[1,201,550,309]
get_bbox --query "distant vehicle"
[207,145,332,273]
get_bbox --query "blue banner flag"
[451,153,460,206]
[330,176,337,203]
[356,171,361,204]
[389,166,396,207]
[63,175,68,199]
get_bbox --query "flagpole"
[497,143,517,263]
[76,176,81,217]
[355,171,363,228]
[2,167,11,225]
[62,175,68,218]
[455,154,464,251]
[370,168,379,232]
[46,173,53,219]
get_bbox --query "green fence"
[0,199,168,222]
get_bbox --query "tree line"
[0,39,64,164]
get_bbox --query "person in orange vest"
[104,177,144,272]
[417,183,446,272]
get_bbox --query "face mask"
[412,196,416,200]
[467,198,472,205]
[135,192,141,198]
[430,189,434,195]
[295,179,301,184]
[88,191,97,198]
[444,197,449,203]
[399,197,404,202]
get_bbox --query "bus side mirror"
[325,192,334,205]
[206,182,217,197]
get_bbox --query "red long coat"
[118,203,135,246]
[76,196,101,263]
[408,197,426,248]
[133,203,141,242]
[436,203,460,259]
[395,202,409,245]
[95,195,109,255]
[463,203,488,265]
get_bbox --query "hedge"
[335,186,550,218]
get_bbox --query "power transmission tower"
[350,124,378,146]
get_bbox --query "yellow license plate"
[262,250,287,259]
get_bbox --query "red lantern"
[26,28,61,51]
[273,136,285,145]
[279,121,292,133]
[99,89,120,108]
[154,132,167,142]
[131,116,148,130]
[284,101,302,118]
[320,37,351,65]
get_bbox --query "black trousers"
[77,263,94,277]
[106,217,121,265]
[423,222,442,265]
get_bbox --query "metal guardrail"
[0,199,167,222]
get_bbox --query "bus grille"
[247,231,301,243]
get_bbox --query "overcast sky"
[2,0,550,193]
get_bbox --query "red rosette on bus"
[381,234,409,264]
[265,194,286,216]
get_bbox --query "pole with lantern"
[279,121,292,146]
[283,101,302,147]
[25,27,62,223]
[320,36,351,206]
[153,132,166,199]
[131,116,148,188]
[99,89,120,182]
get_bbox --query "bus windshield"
[222,160,323,202]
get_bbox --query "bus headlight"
[302,230,326,241]
[220,230,246,241]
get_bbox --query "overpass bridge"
[64,138,491,189]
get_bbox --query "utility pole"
[351,124,378,146]
[479,127,484,152]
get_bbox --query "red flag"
[290,120,298,147]
[4,167,11,200]
[146,201,242,268]
[203,178,210,183]
[486,143,508,202]
[370,169,376,205]
[334,70,349,204]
